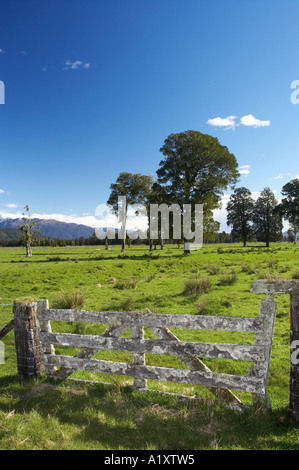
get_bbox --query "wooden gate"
[34,287,276,410]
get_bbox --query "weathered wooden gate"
[31,284,277,410]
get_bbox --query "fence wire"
[0,304,17,378]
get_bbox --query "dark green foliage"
[252,188,283,247]
[226,187,254,246]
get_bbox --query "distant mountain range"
[0,217,297,242]
[0,217,95,240]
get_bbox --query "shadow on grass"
[0,376,297,450]
[8,253,187,264]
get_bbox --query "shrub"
[268,258,276,269]
[183,277,211,296]
[240,263,256,275]
[219,270,238,286]
[52,289,86,310]
[114,278,138,290]
[204,263,220,275]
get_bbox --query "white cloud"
[239,114,271,128]
[5,203,18,208]
[19,50,27,56]
[269,173,284,180]
[63,60,91,70]
[239,164,251,176]
[0,189,4,194]
[0,49,4,54]
[207,114,271,130]
[42,66,48,72]
[206,115,237,130]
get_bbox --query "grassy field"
[1,242,299,450]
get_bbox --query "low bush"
[183,277,211,296]
[219,270,238,286]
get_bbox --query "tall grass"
[183,277,211,296]
[51,290,86,309]
[219,270,238,286]
[114,278,138,290]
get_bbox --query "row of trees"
[106,130,239,254]
[226,180,299,246]
[106,130,299,252]
[18,130,299,256]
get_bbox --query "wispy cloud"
[0,49,4,54]
[42,66,48,72]
[0,189,4,194]
[207,114,271,130]
[5,203,18,208]
[63,60,91,70]
[269,173,284,180]
[19,50,27,56]
[239,164,251,176]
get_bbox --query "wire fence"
[0,304,17,378]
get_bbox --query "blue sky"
[0,0,299,230]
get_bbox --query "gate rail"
[11,283,280,411]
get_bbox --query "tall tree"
[252,188,283,247]
[107,172,153,252]
[18,205,39,257]
[278,179,299,245]
[157,130,239,254]
[226,187,254,246]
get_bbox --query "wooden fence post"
[36,299,56,376]
[13,298,44,379]
[290,292,299,423]
[251,280,299,422]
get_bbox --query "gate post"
[13,298,44,379]
[251,280,299,423]
[290,292,299,423]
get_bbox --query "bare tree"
[18,205,39,257]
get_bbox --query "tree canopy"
[279,179,299,244]
[252,188,283,247]
[107,172,153,251]
[226,187,254,246]
[157,130,239,253]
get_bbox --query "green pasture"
[0,242,299,449]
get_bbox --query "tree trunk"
[26,241,32,257]
[105,237,109,250]
[161,239,164,250]
[149,239,153,252]
[290,293,299,423]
